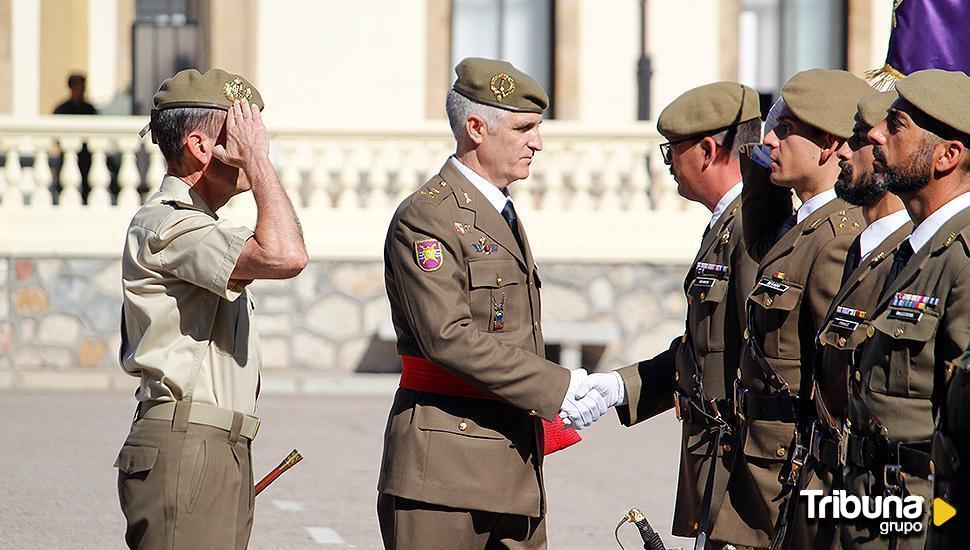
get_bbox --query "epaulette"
[161,199,208,213]
[412,177,451,206]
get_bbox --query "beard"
[878,140,935,195]
[835,159,884,207]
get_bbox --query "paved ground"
[0,389,693,549]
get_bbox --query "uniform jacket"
[377,161,570,517]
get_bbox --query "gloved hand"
[750,97,785,168]
[576,371,627,409]
[559,369,609,430]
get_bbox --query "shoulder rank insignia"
[414,239,443,271]
[720,229,731,245]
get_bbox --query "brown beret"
[856,91,898,129]
[153,68,263,113]
[895,69,970,135]
[657,81,761,141]
[453,57,548,113]
[781,69,874,139]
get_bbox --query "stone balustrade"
[0,116,708,262]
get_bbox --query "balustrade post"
[87,137,112,207]
[146,149,166,193]
[58,137,84,207]
[307,143,332,209]
[2,140,24,208]
[116,138,142,208]
[31,138,54,208]
[365,143,390,210]
[626,145,650,211]
[336,143,361,210]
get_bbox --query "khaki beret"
[895,69,970,135]
[453,57,548,113]
[781,69,874,139]
[657,81,761,141]
[856,91,898,129]
[153,68,263,112]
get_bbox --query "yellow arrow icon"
[934,498,957,527]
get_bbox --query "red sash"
[400,355,580,455]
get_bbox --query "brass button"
[838,337,847,347]
[674,372,680,382]
[722,443,732,453]
[496,276,503,285]
[529,410,538,417]
[853,222,860,228]
[691,521,699,531]
[765,296,773,306]
[776,447,787,457]
[699,292,706,300]
[744,328,750,340]
[681,334,687,344]
[894,327,905,337]
[867,326,875,337]
[458,421,468,431]
[528,280,533,287]
[534,320,539,330]
[854,371,862,382]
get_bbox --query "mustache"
[872,145,887,165]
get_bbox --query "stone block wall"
[0,257,689,388]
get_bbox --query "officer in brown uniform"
[727,69,872,549]
[115,69,308,549]
[792,91,912,549]
[574,82,768,549]
[844,69,970,549]
[376,58,606,550]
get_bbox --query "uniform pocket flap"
[872,310,939,342]
[114,445,159,474]
[750,282,803,312]
[687,277,729,304]
[742,420,794,461]
[416,404,507,440]
[468,259,520,289]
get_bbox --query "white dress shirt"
[710,181,743,229]
[908,192,970,253]
[796,188,839,224]
[859,209,911,260]
[450,156,510,213]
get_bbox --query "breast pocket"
[868,310,939,397]
[687,277,729,352]
[748,281,804,359]
[468,259,523,333]
[211,291,255,364]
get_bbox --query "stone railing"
[0,116,708,262]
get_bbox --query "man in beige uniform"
[844,69,970,550]
[377,58,605,549]
[793,91,911,549]
[115,68,307,549]
[574,82,770,549]
[727,70,872,549]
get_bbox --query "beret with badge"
[894,69,970,135]
[781,69,875,139]
[856,91,899,129]
[657,81,761,141]
[140,68,264,142]
[453,57,548,113]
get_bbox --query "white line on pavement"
[272,499,305,511]
[306,527,346,544]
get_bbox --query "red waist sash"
[400,355,580,455]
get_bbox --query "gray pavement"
[0,389,692,549]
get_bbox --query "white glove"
[751,97,785,168]
[575,371,627,408]
[559,369,609,430]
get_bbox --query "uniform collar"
[449,156,511,214]
[859,209,910,260]
[908,192,970,254]
[796,187,838,224]
[710,181,742,228]
[158,175,218,218]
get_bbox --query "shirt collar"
[710,181,742,228]
[796,188,838,224]
[859,209,910,260]
[158,175,217,217]
[909,191,970,253]
[449,156,510,214]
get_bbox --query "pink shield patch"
[414,239,443,271]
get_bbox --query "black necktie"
[773,214,798,246]
[501,200,525,253]
[841,235,862,285]
[880,239,914,297]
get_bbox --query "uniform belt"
[399,354,580,456]
[138,401,260,441]
[807,422,844,470]
[734,387,799,423]
[673,391,733,427]
[846,433,932,480]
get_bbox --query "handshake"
[558,369,627,430]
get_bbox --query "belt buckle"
[673,391,683,421]
[733,379,746,422]
[807,423,819,458]
[252,417,261,440]
[789,444,808,485]
[884,463,902,495]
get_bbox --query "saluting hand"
[212,99,270,170]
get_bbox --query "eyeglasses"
[659,136,702,165]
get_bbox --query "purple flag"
[871,0,970,86]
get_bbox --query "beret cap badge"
[489,73,516,102]
[223,78,253,102]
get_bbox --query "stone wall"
[0,257,689,389]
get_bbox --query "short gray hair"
[445,89,508,146]
[713,118,763,157]
[153,107,225,166]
